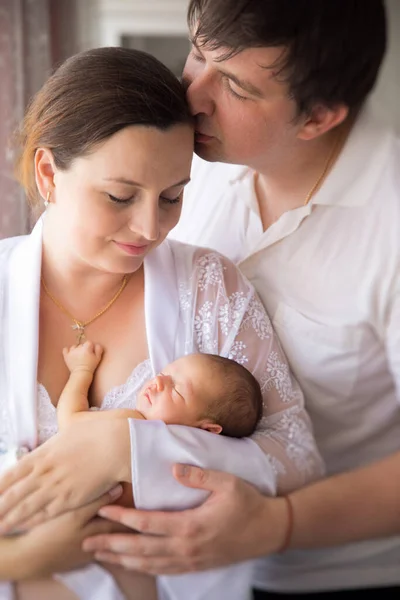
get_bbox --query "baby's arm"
[57,341,103,430]
[80,408,146,421]
[57,341,146,431]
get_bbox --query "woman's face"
[42,124,194,275]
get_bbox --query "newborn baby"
[58,340,263,438]
[57,341,263,507]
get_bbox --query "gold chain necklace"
[41,274,129,344]
[302,127,346,206]
[255,125,347,214]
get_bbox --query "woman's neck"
[40,226,139,320]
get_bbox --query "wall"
[370,0,400,131]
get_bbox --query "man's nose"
[183,70,214,117]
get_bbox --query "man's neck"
[254,120,352,231]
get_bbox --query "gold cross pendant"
[72,323,86,345]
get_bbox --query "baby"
[57,341,263,508]
[58,341,263,439]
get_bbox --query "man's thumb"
[173,464,226,492]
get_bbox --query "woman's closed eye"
[160,191,183,206]
[107,193,135,204]
[107,191,183,206]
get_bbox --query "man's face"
[182,41,304,171]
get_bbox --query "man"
[84,0,400,596]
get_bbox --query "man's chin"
[194,142,226,163]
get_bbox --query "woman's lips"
[114,241,150,256]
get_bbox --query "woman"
[0,47,323,600]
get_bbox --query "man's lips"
[195,130,215,143]
[114,241,150,256]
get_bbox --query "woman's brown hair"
[14,46,192,207]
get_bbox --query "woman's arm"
[129,249,324,513]
[0,250,322,529]
[0,536,29,580]
[0,494,126,581]
[0,419,129,534]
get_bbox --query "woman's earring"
[44,190,51,208]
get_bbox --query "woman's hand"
[0,418,131,534]
[18,494,130,579]
[83,465,289,575]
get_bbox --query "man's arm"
[286,450,400,549]
[82,452,400,574]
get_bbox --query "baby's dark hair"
[203,354,263,437]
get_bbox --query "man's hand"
[83,465,289,575]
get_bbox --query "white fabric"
[169,101,400,592]
[0,218,323,599]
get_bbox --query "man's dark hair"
[204,354,263,438]
[188,0,387,115]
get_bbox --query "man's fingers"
[96,550,203,575]
[84,531,177,556]
[97,505,188,536]
[75,486,124,524]
[172,464,237,493]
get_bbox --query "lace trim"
[260,351,297,403]
[37,359,152,444]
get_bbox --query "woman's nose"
[128,201,159,242]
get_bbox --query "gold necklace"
[41,274,130,344]
[302,126,346,206]
[255,125,347,214]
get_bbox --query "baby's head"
[136,353,263,437]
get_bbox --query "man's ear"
[297,103,349,141]
[199,421,223,435]
[34,147,57,200]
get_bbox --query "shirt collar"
[228,101,394,209]
[308,101,393,208]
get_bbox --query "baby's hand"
[63,341,103,374]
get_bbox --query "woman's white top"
[0,218,323,599]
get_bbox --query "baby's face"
[136,354,216,428]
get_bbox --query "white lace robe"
[0,218,324,600]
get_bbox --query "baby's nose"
[155,375,165,392]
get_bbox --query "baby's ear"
[200,421,222,435]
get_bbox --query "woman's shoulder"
[168,238,236,267]
[0,234,27,262]
[167,239,253,293]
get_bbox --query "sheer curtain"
[0,0,80,239]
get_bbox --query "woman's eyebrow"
[103,177,191,188]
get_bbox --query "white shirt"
[170,102,400,592]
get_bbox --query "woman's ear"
[199,421,223,435]
[34,147,57,200]
[297,103,349,141]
